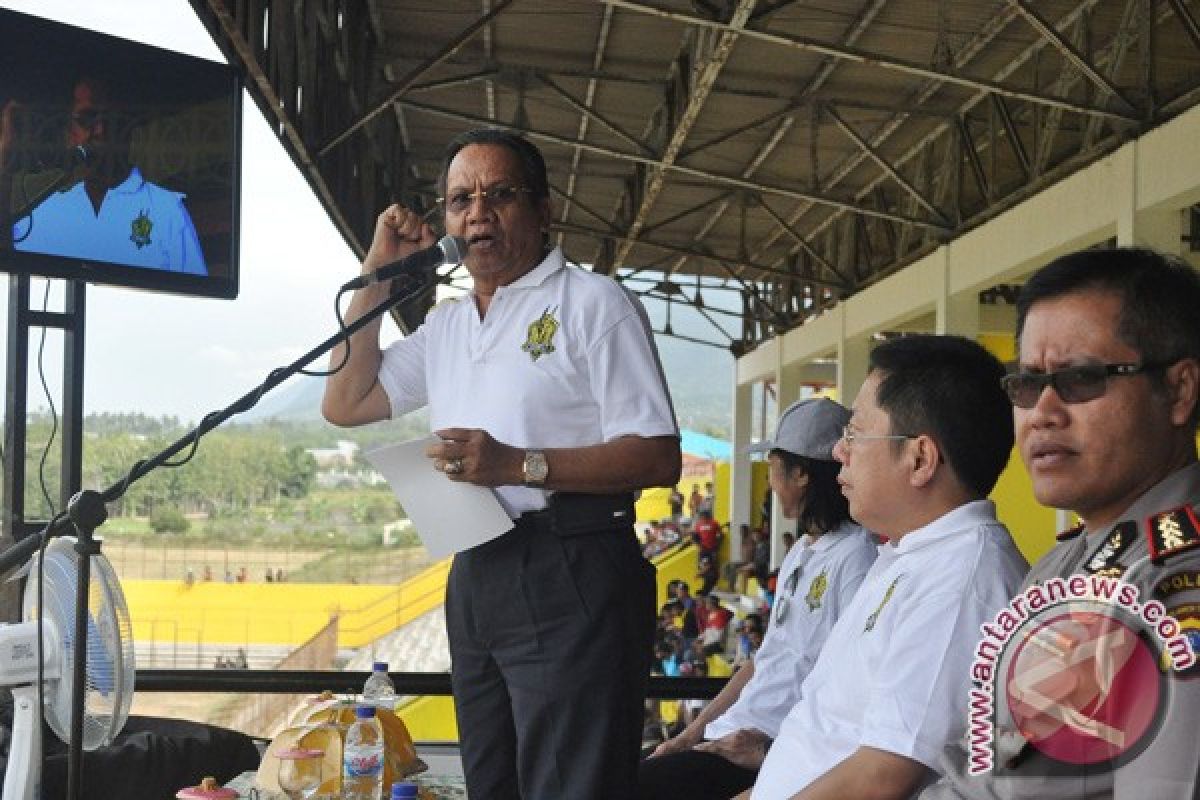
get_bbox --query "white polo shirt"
[377,247,678,518]
[752,500,1027,799]
[707,521,877,740]
[14,167,207,274]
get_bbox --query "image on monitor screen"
[0,8,241,299]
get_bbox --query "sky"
[0,0,736,428]
[1,0,365,423]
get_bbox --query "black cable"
[297,286,354,378]
[35,280,58,518]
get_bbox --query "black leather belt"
[518,492,636,537]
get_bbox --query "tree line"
[16,412,331,521]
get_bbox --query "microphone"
[38,144,90,171]
[343,234,467,290]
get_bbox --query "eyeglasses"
[1001,362,1170,409]
[774,565,802,625]
[437,185,533,214]
[840,425,916,450]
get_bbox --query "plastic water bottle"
[362,661,396,702]
[390,782,419,800]
[343,704,385,800]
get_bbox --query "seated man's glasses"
[438,185,532,214]
[839,425,915,450]
[1001,362,1171,409]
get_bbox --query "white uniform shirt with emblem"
[14,167,207,274]
[376,247,678,518]
[752,500,1027,799]
[706,521,877,740]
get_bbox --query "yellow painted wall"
[395,695,459,741]
[652,542,700,607]
[125,558,451,648]
[979,331,1060,564]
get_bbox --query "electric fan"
[0,536,135,799]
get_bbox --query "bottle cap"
[372,661,388,672]
[391,782,419,799]
[355,704,377,718]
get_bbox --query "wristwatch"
[523,449,549,487]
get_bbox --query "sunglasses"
[1001,361,1170,409]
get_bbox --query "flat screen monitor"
[0,8,241,299]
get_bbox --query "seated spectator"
[750,336,1027,799]
[672,584,699,644]
[639,397,877,800]
[696,593,732,656]
[735,528,770,595]
[731,614,764,669]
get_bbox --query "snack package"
[258,696,428,795]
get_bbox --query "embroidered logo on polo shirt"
[805,569,828,611]
[130,210,153,249]
[521,306,559,361]
[864,576,900,632]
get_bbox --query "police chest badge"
[130,210,153,249]
[805,569,828,611]
[521,307,559,361]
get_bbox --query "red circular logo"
[1005,608,1163,766]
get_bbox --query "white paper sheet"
[364,437,514,558]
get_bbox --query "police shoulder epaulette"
[1146,504,1200,565]
[1056,523,1085,542]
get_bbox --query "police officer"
[923,247,1200,799]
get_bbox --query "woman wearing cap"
[638,398,878,800]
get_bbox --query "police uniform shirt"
[922,461,1200,800]
[14,167,207,274]
[752,500,1027,799]
[376,246,679,518]
[706,521,877,741]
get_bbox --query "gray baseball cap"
[749,397,850,461]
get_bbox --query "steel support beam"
[612,0,759,268]
[826,104,952,226]
[1008,0,1138,114]
[395,98,950,230]
[318,0,514,157]
[602,0,1137,122]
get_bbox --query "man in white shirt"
[751,335,1028,800]
[639,398,877,799]
[322,129,680,800]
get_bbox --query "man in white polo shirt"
[751,335,1027,799]
[639,397,877,799]
[322,129,681,800]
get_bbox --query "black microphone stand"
[0,269,445,800]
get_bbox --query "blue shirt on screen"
[13,166,207,275]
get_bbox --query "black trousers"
[446,501,656,800]
[636,749,757,800]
